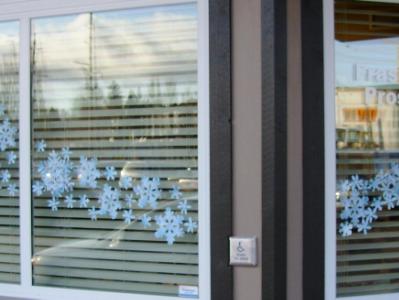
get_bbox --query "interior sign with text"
[354,64,399,105]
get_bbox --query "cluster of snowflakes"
[338,163,399,237]
[33,140,197,245]
[0,104,18,197]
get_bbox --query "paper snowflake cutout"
[339,222,353,237]
[104,166,117,181]
[7,183,17,196]
[98,184,121,219]
[134,177,161,209]
[48,197,60,211]
[61,147,72,160]
[64,194,76,208]
[119,176,133,190]
[155,207,184,245]
[88,207,98,221]
[123,209,135,224]
[32,181,44,196]
[79,194,89,208]
[35,140,46,152]
[6,151,16,165]
[0,118,17,151]
[170,185,182,199]
[77,156,100,188]
[178,200,191,215]
[124,193,135,208]
[1,169,10,183]
[38,150,74,198]
[140,214,152,228]
[338,163,399,237]
[184,217,198,233]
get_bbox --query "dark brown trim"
[261,0,288,299]
[209,0,233,299]
[301,0,325,299]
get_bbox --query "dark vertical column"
[261,0,288,299]
[209,0,233,299]
[301,0,326,299]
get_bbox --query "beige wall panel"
[232,0,262,299]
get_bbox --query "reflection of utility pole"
[378,118,384,150]
[76,13,103,101]
[31,33,44,107]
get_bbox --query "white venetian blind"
[31,3,200,297]
[0,21,19,284]
[335,0,399,297]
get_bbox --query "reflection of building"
[336,87,399,150]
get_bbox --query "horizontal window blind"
[31,3,199,297]
[335,1,399,297]
[0,21,19,284]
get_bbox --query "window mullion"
[19,16,32,289]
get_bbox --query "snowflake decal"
[64,194,76,208]
[35,140,46,152]
[184,217,198,233]
[37,150,74,197]
[140,214,152,228]
[134,177,161,209]
[97,184,121,219]
[119,175,133,190]
[338,163,399,237]
[0,118,17,151]
[178,200,191,215]
[32,181,44,196]
[48,197,60,211]
[123,209,134,224]
[170,185,182,199]
[31,138,198,245]
[104,166,117,181]
[7,183,17,196]
[124,193,135,208]
[6,151,16,165]
[155,207,184,245]
[1,169,10,183]
[88,207,98,221]
[77,156,100,188]
[79,194,89,208]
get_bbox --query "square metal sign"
[229,236,257,266]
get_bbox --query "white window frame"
[324,0,399,299]
[0,0,211,299]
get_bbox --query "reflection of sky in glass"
[336,37,399,88]
[31,4,198,111]
[0,21,18,57]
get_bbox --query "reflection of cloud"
[30,4,198,111]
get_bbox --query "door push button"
[229,236,257,266]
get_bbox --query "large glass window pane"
[31,4,199,297]
[335,1,399,297]
[0,21,19,284]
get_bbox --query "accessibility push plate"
[229,237,257,266]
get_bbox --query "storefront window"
[335,0,399,297]
[0,21,19,284]
[30,4,200,297]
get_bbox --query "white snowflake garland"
[338,163,399,237]
[32,139,198,245]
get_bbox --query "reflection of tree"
[0,41,18,116]
[107,80,123,101]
